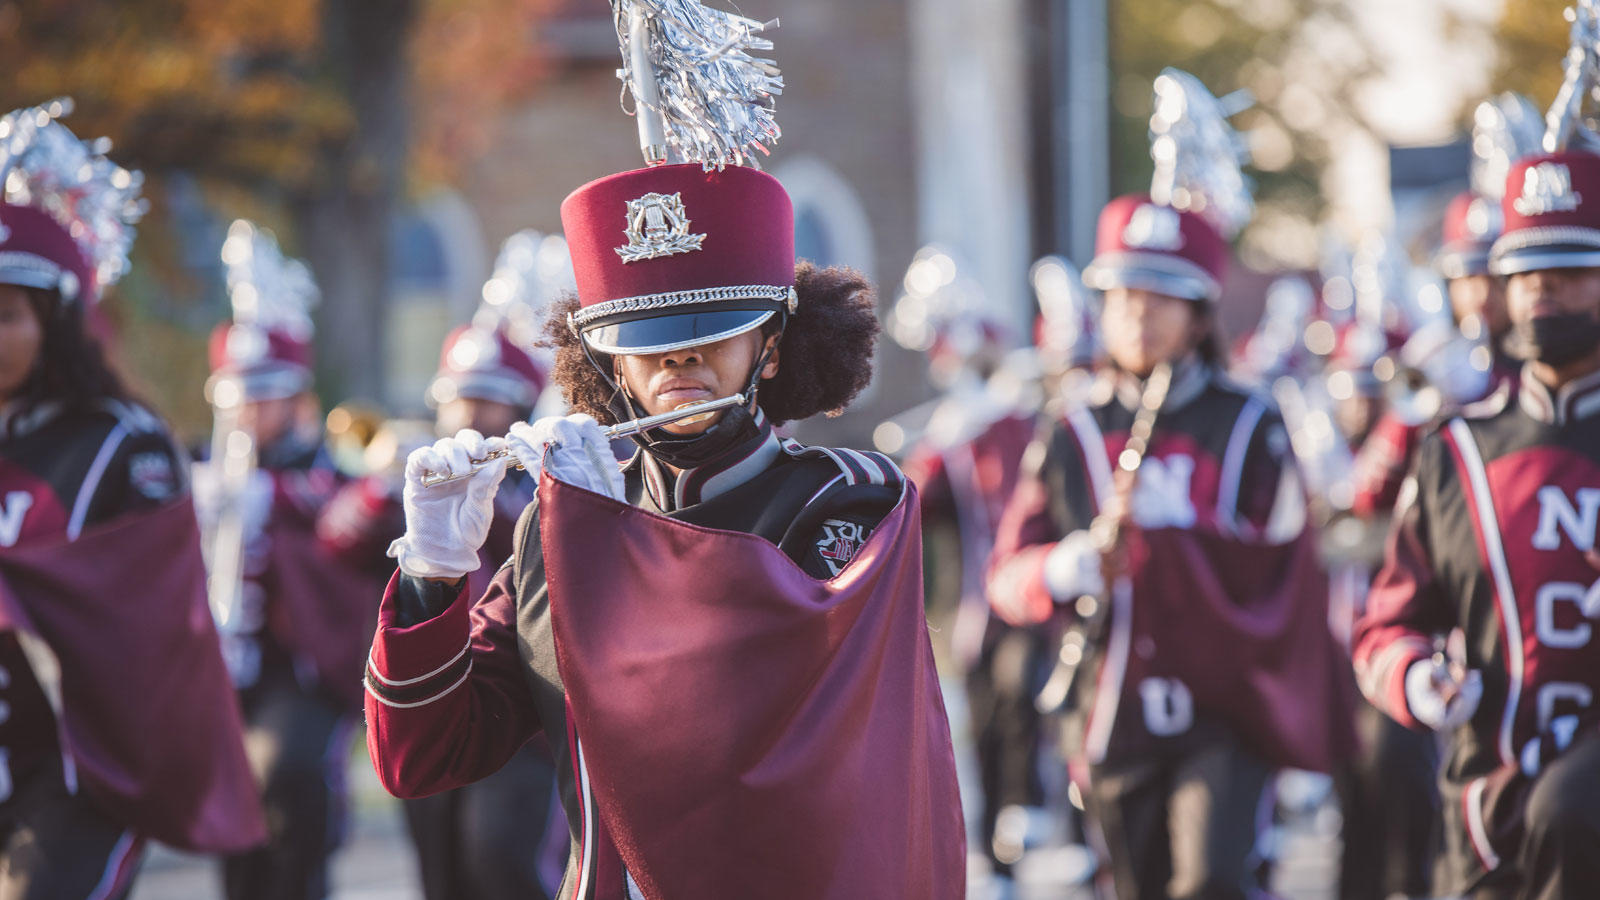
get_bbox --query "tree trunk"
[293,0,418,404]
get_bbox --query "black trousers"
[1440,728,1600,900]
[1086,722,1270,900]
[223,669,353,900]
[965,625,1046,875]
[0,771,142,900]
[1336,701,1438,899]
[402,742,566,900]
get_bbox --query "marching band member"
[988,70,1353,899]
[366,231,571,900]
[891,246,1041,895]
[1354,41,1600,893]
[365,3,964,897]
[0,102,262,898]
[195,222,378,900]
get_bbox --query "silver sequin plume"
[1544,0,1600,153]
[220,220,318,341]
[474,229,576,364]
[1472,94,1543,200]
[1148,69,1254,240]
[0,98,146,300]
[613,0,783,169]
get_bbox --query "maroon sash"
[540,475,965,899]
[0,500,266,852]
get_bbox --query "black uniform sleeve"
[81,419,187,529]
[778,479,903,580]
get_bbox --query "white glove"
[387,429,507,581]
[508,414,624,502]
[1043,529,1105,602]
[191,460,274,543]
[1405,658,1483,732]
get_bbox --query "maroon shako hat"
[1082,195,1230,303]
[0,99,143,306]
[205,221,318,407]
[428,324,547,410]
[562,164,795,356]
[1082,69,1252,305]
[1489,151,1600,275]
[561,0,787,359]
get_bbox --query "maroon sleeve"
[316,475,404,570]
[1351,412,1422,519]
[1351,439,1453,730]
[986,439,1067,626]
[364,566,541,798]
[903,443,952,517]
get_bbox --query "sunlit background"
[0,0,1576,444]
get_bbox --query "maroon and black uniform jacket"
[905,404,1036,667]
[989,361,1344,767]
[364,420,906,898]
[1354,367,1600,875]
[0,401,184,808]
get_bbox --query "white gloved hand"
[509,414,624,502]
[1043,529,1105,603]
[1405,658,1483,732]
[387,429,508,581]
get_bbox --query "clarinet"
[1035,362,1173,715]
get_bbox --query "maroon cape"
[0,500,266,852]
[1128,526,1356,773]
[540,475,965,900]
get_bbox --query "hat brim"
[581,309,775,356]
[1489,245,1600,276]
[1082,264,1215,303]
[205,367,310,407]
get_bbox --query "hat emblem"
[616,192,706,263]
[1465,197,1500,239]
[1513,162,1582,217]
[1123,204,1186,251]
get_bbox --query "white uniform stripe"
[839,448,883,485]
[68,423,129,540]
[575,738,595,900]
[86,831,137,900]
[1448,419,1523,765]
[1065,408,1112,509]
[366,641,470,687]
[363,664,472,709]
[1464,776,1502,871]
[1216,397,1266,529]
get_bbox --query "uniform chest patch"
[129,452,178,501]
[815,518,869,577]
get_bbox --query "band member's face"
[0,285,43,403]
[437,396,522,439]
[236,395,300,448]
[1449,274,1509,340]
[1101,287,1200,377]
[614,329,780,435]
[1505,267,1600,325]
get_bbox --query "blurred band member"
[196,223,378,900]
[0,106,262,899]
[1355,148,1600,900]
[989,193,1354,899]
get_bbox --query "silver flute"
[420,393,747,488]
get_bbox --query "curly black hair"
[544,261,880,426]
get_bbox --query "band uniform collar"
[631,408,782,513]
[1107,353,1210,414]
[1518,364,1600,426]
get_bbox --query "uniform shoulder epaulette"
[95,399,167,436]
[779,438,904,490]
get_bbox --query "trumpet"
[420,393,747,488]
